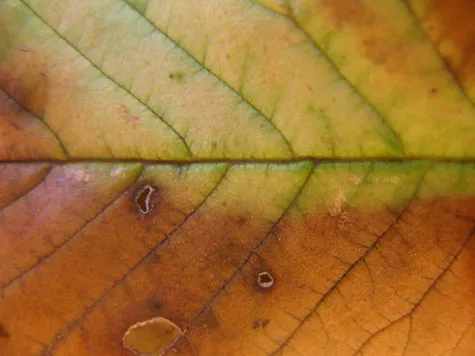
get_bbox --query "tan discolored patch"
[328,188,346,217]
[413,0,475,92]
[123,317,182,356]
[319,0,411,74]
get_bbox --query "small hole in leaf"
[135,184,157,216]
[257,271,274,289]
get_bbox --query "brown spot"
[252,319,270,329]
[0,325,9,338]
[149,300,163,310]
[426,0,475,86]
[168,71,185,81]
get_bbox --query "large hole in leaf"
[123,317,181,356]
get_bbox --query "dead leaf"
[1,1,475,355]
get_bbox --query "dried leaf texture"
[1,0,475,355]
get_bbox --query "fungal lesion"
[134,184,158,216]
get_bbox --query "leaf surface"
[1,0,475,355]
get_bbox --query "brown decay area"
[319,0,475,88]
[408,0,475,88]
[171,197,475,356]
[320,0,374,29]
[0,182,474,356]
[319,0,411,75]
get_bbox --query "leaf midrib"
[2,158,475,165]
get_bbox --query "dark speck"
[252,319,270,329]
[0,325,9,338]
